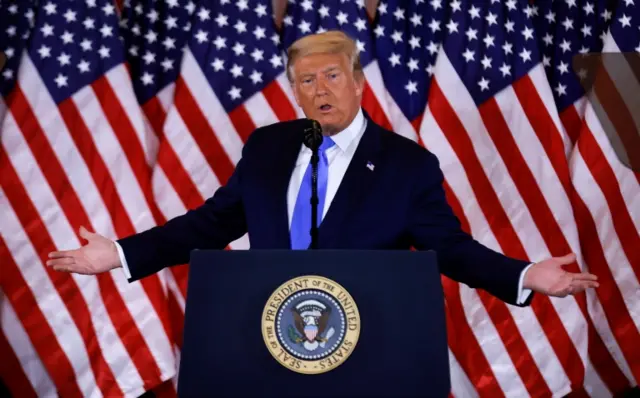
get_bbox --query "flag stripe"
[5,84,164,392]
[428,78,555,396]
[229,105,257,143]
[0,316,39,398]
[262,79,299,122]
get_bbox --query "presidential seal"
[261,275,360,375]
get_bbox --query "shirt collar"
[329,107,365,153]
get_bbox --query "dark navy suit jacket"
[119,113,532,306]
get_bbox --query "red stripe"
[11,86,164,392]
[592,66,640,172]
[262,80,298,122]
[174,77,235,185]
[362,81,393,131]
[441,181,504,397]
[0,329,37,398]
[229,105,256,143]
[559,103,583,146]
[515,78,632,391]
[0,161,95,398]
[479,97,585,389]
[142,96,167,140]
[429,79,553,396]
[171,265,190,300]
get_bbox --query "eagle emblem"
[288,299,335,351]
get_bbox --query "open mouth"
[318,104,333,112]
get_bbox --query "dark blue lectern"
[177,250,449,397]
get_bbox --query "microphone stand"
[303,120,323,250]
[310,146,319,249]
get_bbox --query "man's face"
[291,52,364,135]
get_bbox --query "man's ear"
[354,71,365,97]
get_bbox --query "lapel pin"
[366,161,375,171]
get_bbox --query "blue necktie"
[290,137,336,249]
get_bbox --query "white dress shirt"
[118,107,531,304]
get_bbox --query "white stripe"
[181,49,244,165]
[1,118,146,393]
[0,292,56,397]
[0,188,101,397]
[163,104,221,200]
[584,359,613,398]
[571,151,640,329]
[244,91,279,127]
[157,83,176,112]
[420,109,528,396]
[448,349,479,398]
[106,66,159,167]
[152,165,188,221]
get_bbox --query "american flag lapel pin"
[366,161,375,171]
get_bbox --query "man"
[47,31,598,305]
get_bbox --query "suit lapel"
[263,124,304,249]
[317,118,383,248]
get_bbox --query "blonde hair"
[286,30,363,83]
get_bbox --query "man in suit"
[47,30,598,306]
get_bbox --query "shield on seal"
[304,325,318,342]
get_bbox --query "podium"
[177,250,450,397]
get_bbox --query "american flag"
[0,0,176,396]
[2,0,640,397]
[566,0,640,387]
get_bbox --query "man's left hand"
[523,253,599,297]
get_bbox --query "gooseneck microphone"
[302,119,323,249]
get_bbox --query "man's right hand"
[47,226,122,275]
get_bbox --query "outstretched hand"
[47,227,122,275]
[523,253,599,297]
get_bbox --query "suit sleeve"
[407,151,533,306]
[117,138,255,282]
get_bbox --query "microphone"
[302,119,323,250]
[303,119,323,150]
